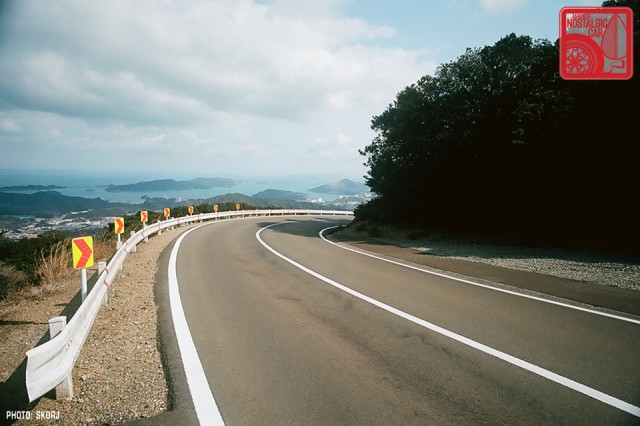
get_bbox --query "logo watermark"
[6,410,61,421]
[560,6,634,80]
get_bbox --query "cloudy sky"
[0,0,602,180]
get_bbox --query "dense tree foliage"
[358,1,639,252]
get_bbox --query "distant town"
[0,178,371,239]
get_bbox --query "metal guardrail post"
[48,316,73,400]
[130,231,137,252]
[98,261,108,306]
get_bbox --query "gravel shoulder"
[1,225,191,425]
[335,227,640,291]
[333,227,640,316]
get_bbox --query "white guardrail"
[25,209,353,402]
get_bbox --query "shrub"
[0,261,28,299]
[368,226,381,238]
[0,231,116,300]
[354,222,368,232]
[35,239,74,293]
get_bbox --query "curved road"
[160,216,640,425]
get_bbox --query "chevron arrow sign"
[72,237,94,269]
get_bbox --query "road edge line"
[169,224,225,425]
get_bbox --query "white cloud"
[0,118,21,133]
[0,0,434,176]
[0,0,428,126]
[308,132,356,159]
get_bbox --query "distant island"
[0,184,65,191]
[105,177,236,192]
[309,179,369,195]
[0,188,354,217]
[0,190,130,217]
[252,189,307,201]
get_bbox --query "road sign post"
[72,237,94,303]
[81,269,88,303]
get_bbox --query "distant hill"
[309,179,369,195]
[252,189,307,200]
[0,184,65,191]
[199,193,325,210]
[105,177,236,192]
[0,189,351,220]
[201,193,257,205]
[0,191,131,217]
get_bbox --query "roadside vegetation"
[0,201,265,300]
[356,0,639,255]
[0,231,114,300]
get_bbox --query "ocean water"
[0,169,357,203]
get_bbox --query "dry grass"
[93,236,116,262]
[35,239,74,294]
[1,235,118,302]
[32,236,116,297]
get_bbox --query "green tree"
[358,20,639,252]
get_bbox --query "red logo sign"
[560,7,633,80]
[140,210,148,223]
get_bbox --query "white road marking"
[169,224,225,425]
[320,226,640,326]
[256,222,640,418]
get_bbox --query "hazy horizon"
[0,168,369,203]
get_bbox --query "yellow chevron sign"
[72,237,94,269]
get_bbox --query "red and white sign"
[560,6,633,80]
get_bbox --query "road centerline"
[256,221,640,418]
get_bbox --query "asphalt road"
[160,216,640,425]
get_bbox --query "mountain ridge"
[252,189,307,201]
[0,190,350,218]
[105,177,236,192]
[309,178,369,195]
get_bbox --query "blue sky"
[0,0,603,181]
